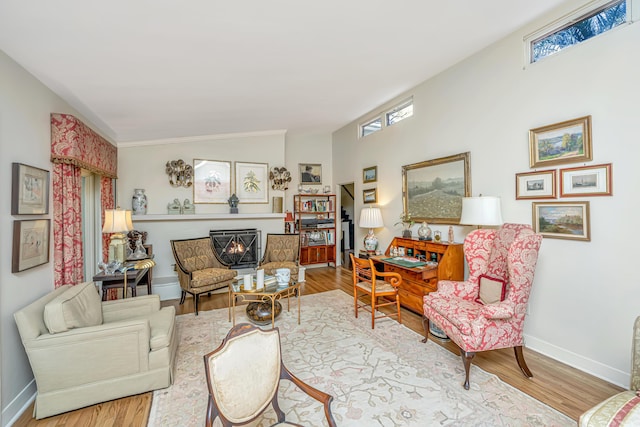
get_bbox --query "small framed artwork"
[529,115,592,168]
[532,201,590,241]
[363,188,377,204]
[235,162,269,203]
[12,219,50,273]
[193,159,232,204]
[299,163,322,185]
[363,166,377,183]
[515,169,557,200]
[560,163,612,197]
[12,163,50,215]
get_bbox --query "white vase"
[132,188,147,215]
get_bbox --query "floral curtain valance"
[50,113,117,179]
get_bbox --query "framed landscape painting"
[235,162,268,203]
[363,188,377,204]
[532,201,590,241]
[193,159,232,204]
[363,166,377,183]
[560,163,612,197]
[515,169,557,200]
[402,152,471,224]
[529,116,592,168]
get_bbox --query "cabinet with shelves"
[373,237,463,313]
[293,194,336,267]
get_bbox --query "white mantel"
[132,213,285,222]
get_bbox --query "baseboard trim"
[3,379,36,427]
[152,279,181,301]
[524,333,628,388]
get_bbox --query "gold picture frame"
[402,152,471,224]
[559,163,612,197]
[532,201,590,241]
[515,169,557,200]
[363,166,377,183]
[12,163,49,215]
[529,116,592,168]
[363,188,377,204]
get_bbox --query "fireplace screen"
[210,228,261,269]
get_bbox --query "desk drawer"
[384,265,423,282]
[398,290,423,314]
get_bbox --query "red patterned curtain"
[100,177,115,261]
[51,114,117,288]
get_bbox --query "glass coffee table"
[228,279,301,328]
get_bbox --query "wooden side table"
[93,268,151,301]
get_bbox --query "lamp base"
[108,233,127,264]
[363,229,378,252]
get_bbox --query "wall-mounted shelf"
[132,213,285,222]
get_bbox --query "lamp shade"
[102,209,133,234]
[459,196,503,226]
[359,207,384,228]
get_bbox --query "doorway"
[338,183,355,269]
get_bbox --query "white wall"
[333,1,639,387]
[0,50,114,425]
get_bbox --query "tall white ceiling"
[0,0,570,143]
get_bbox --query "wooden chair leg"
[396,294,402,325]
[194,294,200,316]
[460,350,475,390]
[514,346,533,378]
[371,295,376,329]
[421,316,430,343]
[353,288,359,319]
[179,290,186,305]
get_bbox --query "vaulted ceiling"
[0,1,570,143]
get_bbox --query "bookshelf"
[293,194,336,266]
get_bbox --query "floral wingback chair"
[259,234,300,281]
[422,223,543,389]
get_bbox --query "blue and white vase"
[132,188,147,215]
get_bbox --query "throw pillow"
[476,274,507,305]
[44,282,103,334]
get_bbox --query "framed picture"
[235,162,269,203]
[532,201,590,241]
[515,169,557,200]
[193,159,232,204]
[12,219,50,273]
[12,163,49,215]
[299,163,322,185]
[363,188,377,204]
[363,166,377,183]
[560,163,612,197]
[402,152,471,224]
[529,115,592,168]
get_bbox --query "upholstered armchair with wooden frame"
[422,223,542,390]
[171,237,237,315]
[580,315,640,426]
[204,323,337,427]
[349,253,402,329]
[259,233,300,281]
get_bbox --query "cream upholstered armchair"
[14,282,177,419]
[204,323,336,426]
[580,316,640,426]
[171,237,237,315]
[422,223,542,390]
[259,233,300,281]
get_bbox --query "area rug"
[148,290,573,426]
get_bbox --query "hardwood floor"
[15,266,622,426]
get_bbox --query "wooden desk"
[93,268,151,301]
[373,237,464,314]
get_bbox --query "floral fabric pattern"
[423,224,542,352]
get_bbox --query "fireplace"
[210,228,261,269]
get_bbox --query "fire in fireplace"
[210,228,261,269]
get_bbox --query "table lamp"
[459,196,503,228]
[102,208,133,263]
[360,206,384,252]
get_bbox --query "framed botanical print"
[193,159,232,204]
[12,163,49,214]
[235,162,269,203]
